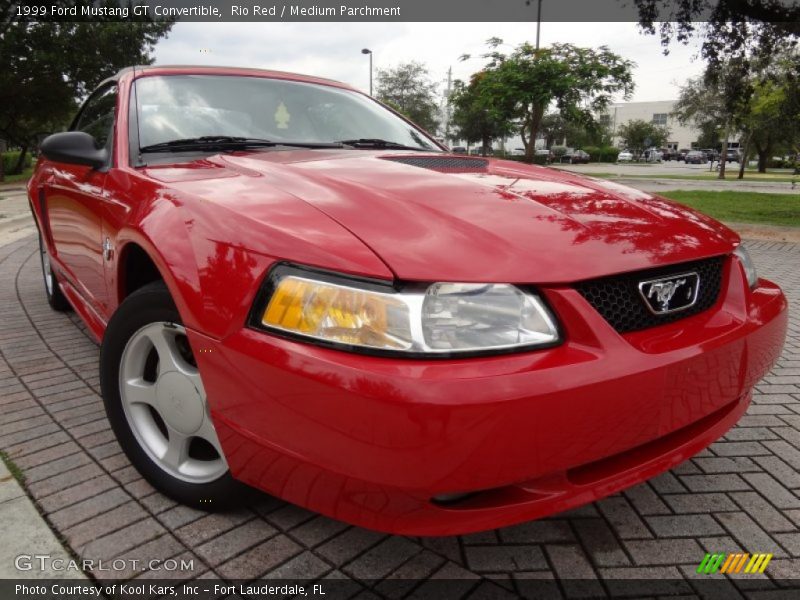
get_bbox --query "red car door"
[43,84,117,315]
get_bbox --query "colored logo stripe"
[744,553,772,574]
[697,553,725,574]
[697,553,772,574]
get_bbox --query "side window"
[74,85,118,149]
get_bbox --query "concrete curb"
[0,458,87,579]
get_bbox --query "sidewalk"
[0,187,88,581]
[0,457,86,579]
[612,176,800,196]
[0,186,37,245]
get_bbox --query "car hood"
[145,151,739,284]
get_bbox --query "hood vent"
[381,156,489,173]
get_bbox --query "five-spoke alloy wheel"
[100,281,245,509]
[119,321,228,483]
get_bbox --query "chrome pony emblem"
[638,272,700,314]
[649,278,686,309]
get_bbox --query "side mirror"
[40,132,108,169]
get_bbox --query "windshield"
[133,74,439,151]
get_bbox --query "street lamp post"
[536,0,542,49]
[526,0,543,49]
[361,48,373,96]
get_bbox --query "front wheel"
[100,281,247,509]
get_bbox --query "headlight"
[734,246,758,289]
[252,265,560,356]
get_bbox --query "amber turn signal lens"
[262,276,413,350]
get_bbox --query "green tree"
[674,58,757,178]
[616,119,670,159]
[673,72,734,174]
[448,72,514,154]
[0,5,173,177]
[742,52,800,174]
[633,1,800,179]
[375,61,440,134]
[633,0,799,69]
[674,49,800,176]
[539,113,608,149]
[464,41,634,161]
[539,113,569,149]
[694,122,723,151]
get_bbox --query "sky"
[152,21,707,104]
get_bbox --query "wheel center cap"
[155,371,204,435]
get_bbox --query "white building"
[603,100,739,151]
[605,100,693,150]
[474,100,702,153]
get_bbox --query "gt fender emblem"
[102,237,114,261]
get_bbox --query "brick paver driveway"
[2,233,799,598]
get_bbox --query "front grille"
[576,256,726,333]
[381,156,488,172]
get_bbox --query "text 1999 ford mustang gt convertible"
[29,66,787,535]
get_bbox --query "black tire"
[100,281,248,510]
[38,232,71,311]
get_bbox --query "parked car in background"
[724,149,740,163]
[561,149,590,164]
[677,148,690,162]
[511,147,526,156]
[617,150,633,162]
[470,146,494,156]
[701,149,720,162]
[660,148,675,161]
[451,146,467,155]
[644,148,662,162]
[535,148,553,163]
[685,150,705,164]
[29,64,787,536]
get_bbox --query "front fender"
[107,165,391,341]
[114,199,273,341]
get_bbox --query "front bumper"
[189,257,787,535]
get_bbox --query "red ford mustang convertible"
[29,66,787,535]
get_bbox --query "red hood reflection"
[143,151,739,283]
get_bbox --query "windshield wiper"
[139,136,343,153]
[336,138,433,152]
